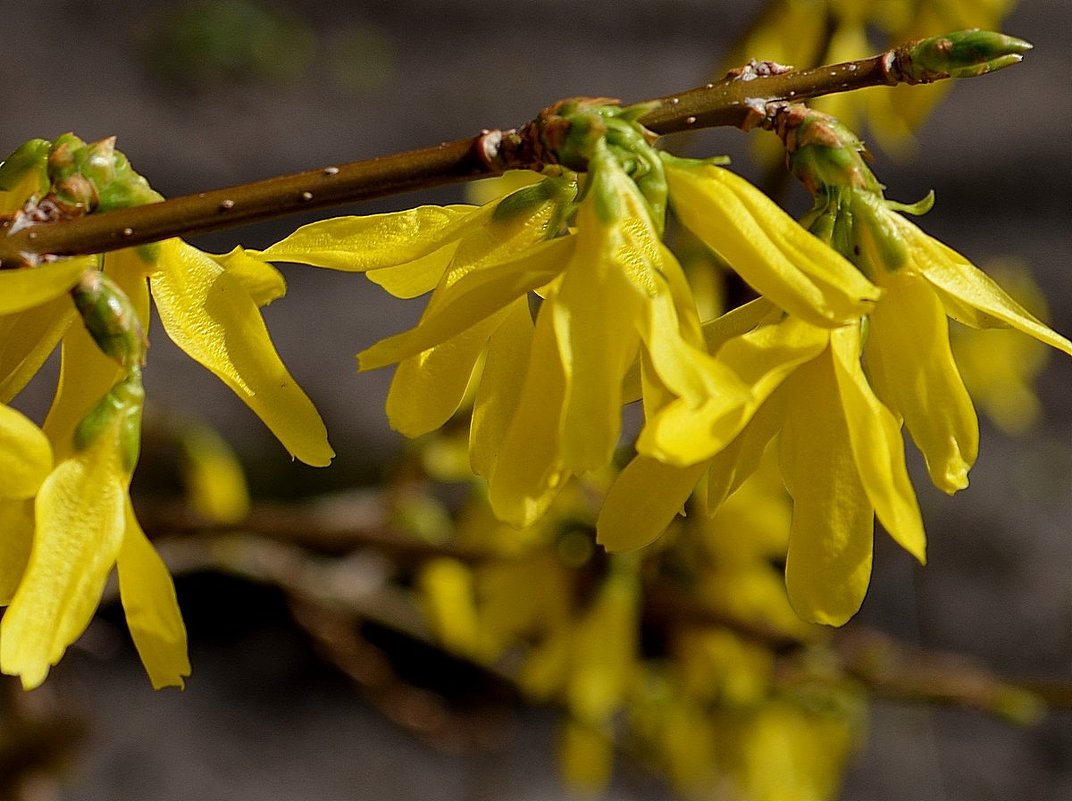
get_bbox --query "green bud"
[0,139,51,195]
[72,270,148,368]
[904,30,1033,81]
[43,133,163,216]
[780,106,882,196]
[73,369,145,474]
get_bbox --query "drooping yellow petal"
[116,500,190,690]
[704,390,785,515]
[149,240,333,466]
[488,300,568,528]
[906,222,1072,357]
[214,246,287,306]
[253,204,479,270]
[553,236,641,473]
[178,421,251,524]
[642,315,825,467]
[0,257,97,315]
[470,299,534,478]
[385,310,504,438]
[781,354,874,626]
[567,564,639,723]
[642,245,749,407]
[0,298,75,403]
[829,326,926,563]
[867,272,978,494]
[0,499,34,604]
[1,444,127,689]
[366,241,460,299]
[358,235,573,371]
[597,456,706,553]
[0,404,52,499]
[665,160,879,326]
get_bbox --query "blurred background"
[0,1,1069,799]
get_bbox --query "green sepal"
[885,191,935,217]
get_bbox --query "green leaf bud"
[903,30,1033,82]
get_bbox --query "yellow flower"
[1,371,190,690]
[600,308,927,625]
[804,182,1069,497]
[0,134,334,688]
[662,155,880,327]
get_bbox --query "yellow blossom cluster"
[0,135,333,689]
[253,100,1071,629]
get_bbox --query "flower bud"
[72,270,148,369]
[903,30,1033,82]
[73,369,145,474]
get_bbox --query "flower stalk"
[0,30,1029,268]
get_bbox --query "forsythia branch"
[0,30,1029,267]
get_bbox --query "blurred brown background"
[0,1,1069,799]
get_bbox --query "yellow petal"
[253,204,478,270]
[641,315,824,467]
[149,240,333,466]
[366,241,459,299]
[665,161,879,326]
[553,242,640,474]
[867,273,978,494]
[0,257,97,315]
[418,558,480,658]
[597,456,706,553]
[0,298,75,404]
[781,355,874,626]
[704,390,784,515]
[117,500,190,690]
[829,326,926,563]
[567,565,639,722]
[385,311,503,438]
[1,446,127,689]
[488,301,568,528]
[358,235,573,371]
[178,422,251,524]
[909,223,1072,357]
[0,404,52,499]
[470,299,534,478]
[214,247,287,307]
[0,499,34,604]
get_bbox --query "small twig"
[0,31,1029,266]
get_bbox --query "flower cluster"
[254,98,1071,629]
[600,105,1071,624]
[253,100,875,532]
[0,134,333,688]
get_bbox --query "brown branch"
[0,31,1028,267]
